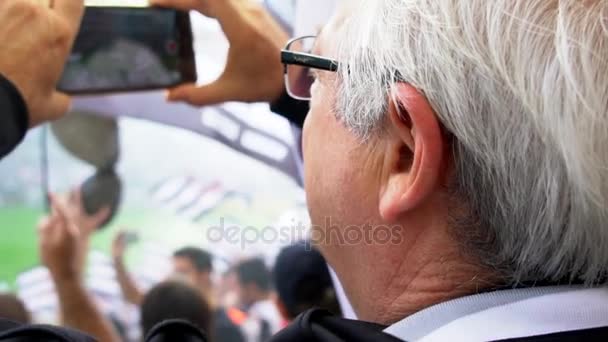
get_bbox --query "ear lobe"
[379,83,445,222]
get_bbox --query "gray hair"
[333,0,608,285]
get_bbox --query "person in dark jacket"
[0,0,84,160]
[272,243,341,320]
[141,281,212,339]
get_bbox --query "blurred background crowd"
[0,0,342,341]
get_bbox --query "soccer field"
[0,207,40,289]
[0,196,295,290]
[0,116,306,290]
[0,206,206,289]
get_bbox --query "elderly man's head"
[303,0,608,324]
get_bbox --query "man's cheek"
[302,124,310,162]
[302,110,322,163]
[310,80,321,101]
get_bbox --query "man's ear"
[379,83,445,222]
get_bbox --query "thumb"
[48,193,66,222]
[52,0,85,33]
[32,92,71,127]
[167,82,231,107]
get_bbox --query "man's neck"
[335,230,499,325]
[376,257,497,324]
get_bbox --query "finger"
[49,193,80,239]
[48,193,68,224]
[91,206,111,229]
[118,230,128,239]
[70,186,84,213]
[40,200,62,240]
[57,191,76,219]
[37,212,60,228]
[37,215,54,235]
[48,193,60,218]
[48,92,72,121]
[37,216,50,231]
[32,92,71,127]
[51,0,84,31]
[67,188,77,211]
[167,82,230,107]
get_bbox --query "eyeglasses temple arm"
[281,51,339,72]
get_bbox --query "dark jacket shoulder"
[0,74,28,160]
[269,309,402,342]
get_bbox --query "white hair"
[334,0,608,284]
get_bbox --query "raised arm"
[38,194,120,342]
[112,232,145,305]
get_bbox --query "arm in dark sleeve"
[270,89,310,129]
[0,74,29,160]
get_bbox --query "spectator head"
[140,281,212,338]
[234,258,271,308]
[273,243,341,320]
[300,0,608,323]
[172,247,213,293]
[0,294,30,324]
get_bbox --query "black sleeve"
[0,74,29,160]
[270,89,310,129]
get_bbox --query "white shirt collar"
[384,286,608,341]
